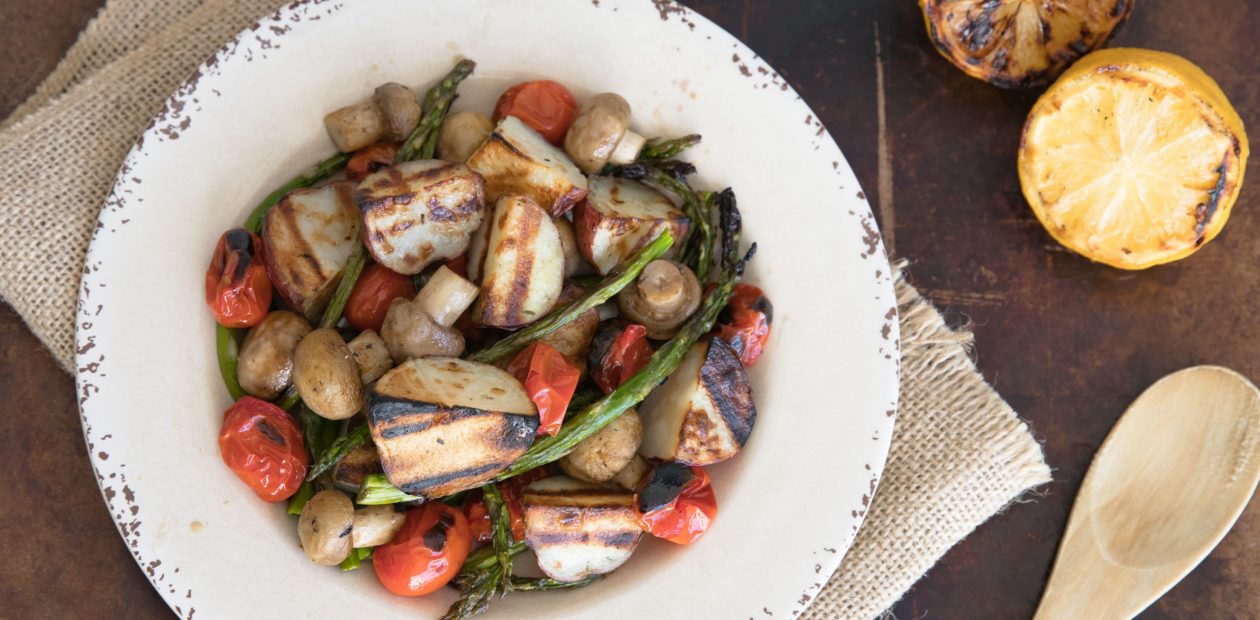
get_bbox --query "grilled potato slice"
[522,476,643,582]
[467,116,588,217]
[639,338,756,465]
[574,176,689,275]
[475,196,565,328]
[355,160,486,275]
[367,357,538,497]
[332,442,383,493]
[262,181,361,321]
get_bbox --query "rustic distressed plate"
[75,1,899,618]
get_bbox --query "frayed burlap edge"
[801,261,1052,619]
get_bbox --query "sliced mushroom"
[438,111,495,162]
[297,490,354,565]
[372,83,421,142]
[611,455,649,491]
[351,505,406,548]
[380,266,479,363]
[563,93,646,174]
[236,311,312,400]
[617,260,702,339]
[347,329,392,384]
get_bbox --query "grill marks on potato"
[475,196,565,328]
[467,116,588,217]
[262,181,361,321]
[522,477,643,582]
[355,160,486,275]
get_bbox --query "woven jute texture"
[0,1,1051,617]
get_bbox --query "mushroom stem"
[637,261,686,314]
[609,129,646,165]
[415,266,479,327]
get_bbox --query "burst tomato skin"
[373,504,471,597]
[346,142,400,182]
[592,324,653,393]
[639,466,718,545]
[345,263,416,332]
[493,80,578,145]
[205,228,272,328]
[218,396,308,502]
[462,495,492,544]
[507,342,580,436]
[716,284,772,367]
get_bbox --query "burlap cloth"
[0,0,1052,617]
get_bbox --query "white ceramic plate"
[76,1,898,618]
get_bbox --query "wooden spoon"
[1035,366,1260,620]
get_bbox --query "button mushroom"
[563,93,647,174]
[236,311,312,400]
[617,260,702,339]
[438,111,495,162]
[380,265,479,363]
[323,82,420,152]
[293,328,364,421]
[297,490,355,566]
[558,408,643,484]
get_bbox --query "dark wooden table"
[3,1,1258,618]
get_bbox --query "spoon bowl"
[1036,365,1260,619]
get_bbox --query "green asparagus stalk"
[466,230,674,364]
[396,59,476,163]
[286,481,314,515]
[317,244,367,330]
[306,425,371,481]
[357,473,422,505]
[300,406,338,466]
[216,324,246,401]
[338,547,373,571]
[638,134,701,162]
[242,152,351,234]
[491,197,750,482]
[654,171,713,281]
[482,485,515,582]
[508,576,599,591]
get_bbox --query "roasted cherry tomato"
[443,253,469,278]
[346,141,400,182]
[345,262,416,332]
[462,494,492,544]
[205,228,272,328]
[493,80,578,145]
[637,463,717,545]
[590,324,654,393]
[716,284,773,367]
[373,503,471,597]
[507,342,580,436]
[218,396,308,502]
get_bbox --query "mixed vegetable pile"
[205,59,773,618]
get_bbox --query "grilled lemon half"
[1019,48,1248,270]
[921,0,1133,88]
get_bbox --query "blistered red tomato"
[507,342,580,436]
[638,465,718,545]
[462,494,492,544]
[346,142,400,182]
[493,80,578,145]
[592,324,654,393]
[373,503,471,597]
[218,396,308,502]
[345,263,416,332]
[205,228,272,328]
[716,284,772,366]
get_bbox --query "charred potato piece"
[355,160,486,275]
[574,176,689,275]
[367,357,538,497]
[467,116,588,217]
[558,408,643,483]
[638,338,756,465]
[332,442,383,493]
[262,181,361,322]
[236,311,312,400]
[475,196,565,328]
[523,476,642,582]
[293,328,364,421]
